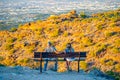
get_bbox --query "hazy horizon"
[0,0,120,30]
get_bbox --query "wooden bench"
[33,52,87,73]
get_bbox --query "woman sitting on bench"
[64,43,75,71]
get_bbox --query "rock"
[88,68,114,80]
[88,68,105,76]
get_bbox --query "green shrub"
[35,28,43,35]
[80,61,88,70]
[82,37,93,46]
[51,30,59,37]
[105,31,117,37]
[7,38,16,43]
[18,24,23,28]
[5,43,14,50]
[106,71,120,80]
[19,59,30,63]
[0,64,5,67]
[89,51,97,57]
[17,58,31,66]
[49,15,58,20]
[0,56,4,61]
[92,67,100,70]
[3,57,14,66]
[97,25,104,30]
[9,27,17,32]
[63,32,68,37]
[80,12,87,18]
[115,39,120,46]
[115,64,120,71]
[91,44,107,57]
[106,60,114,66]
[100,58,105,64]
[9,49,16,54]
[17,36,23,41]
[111,47,120,54]
[96,44,107,55]
[109,22,116,27]
[27,46,35,53]
[28,48,35,53]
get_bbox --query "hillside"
[0,9,120,74]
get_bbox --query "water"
[0,0,120,30]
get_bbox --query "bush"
[90,44,107,57]
[28,46,35,53]
[109,22,116,27]
[35,28,43,35]
[82,37,93,46]
[106,71,120,80]
[80,61,88,70]
[0,56,4,61]
[97,25,104,30]
[7,38,16,43]
[106,60,114,66]
[115,39,120,46]
[5,43,14,50]
[63,31,68,37]
[9,49,16,54]
[89,51,97,57]
[105,31,117,37]
[96,45,106,54]
[9,27,17,32]
[48,15,58,20]
[115,64,120,71]
[80,12,87,18]
[95,44,107,56]
[0,64,5,67]
[17,58,30,66]
[3,57,14,66]
[50,30,59,37]
[111,47,120,54]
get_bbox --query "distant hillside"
[0,9,120,74]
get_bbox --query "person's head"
[66,43,72,49]
[47,41,52,47]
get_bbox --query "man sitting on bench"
[43,41,58,71]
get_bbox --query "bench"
[33,52,87,73]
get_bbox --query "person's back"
[65,47,74,53]
[43,41,58,71]
[64,43,75,71]
[45,46,56,52]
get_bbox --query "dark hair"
[48,42,52,46]
[67,43,72,48]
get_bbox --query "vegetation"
[79,12,87,18]
[9,27,17,32]
[106,71,120,80]
[5,43,14,50]
[0,9,120,73]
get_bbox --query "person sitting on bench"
[43,41,58,71]
[64,43,75,71]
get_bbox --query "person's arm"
[44,48,47,52]
[53,47,59,54]
[64,49,67,54]
[72,48,74,53]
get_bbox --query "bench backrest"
[34,52,87,58]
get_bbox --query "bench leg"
[54,59,58,71]
[40,59,42,73]
[78,60,80,72]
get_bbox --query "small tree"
[9,27,17,32]
[80,12,87,18]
